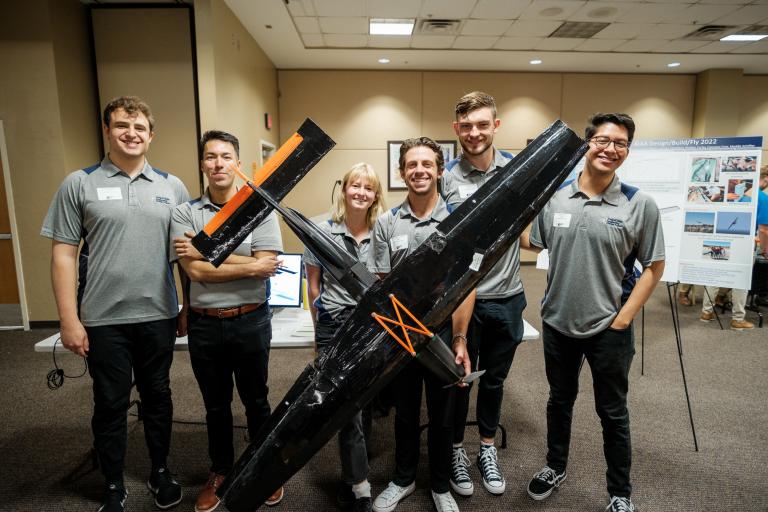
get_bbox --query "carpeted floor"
[1,265,766,511]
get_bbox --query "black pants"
[542,322,635,498]
[454,291,526,442]
[316,309,369,485]
[188,306,272,474]
[392,327,455,493]
[86,318,176,484]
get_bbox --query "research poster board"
[539,136,762,290]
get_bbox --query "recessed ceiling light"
[370,18,415,36]
[720,34,767,42]
[378,58,390,64]
[530,59,542,65]
[668,62,681,68]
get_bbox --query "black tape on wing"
[191,118,335,267]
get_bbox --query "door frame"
[0,121,30,330]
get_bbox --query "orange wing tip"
[252,133,304,187]
[202,186,254,236]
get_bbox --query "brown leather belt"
[190,303,263,319]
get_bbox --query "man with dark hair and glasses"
[521,113,665,512]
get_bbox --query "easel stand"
[665,282,699,451]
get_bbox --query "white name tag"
[390,234,408,252]
[458,184,477,199]
[469,252,484,272]
[97,187,122,201]
[553,213,571,228]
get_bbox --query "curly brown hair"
[102,96,155,132]
[398,137,444,174]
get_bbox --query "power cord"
[46,336,88,390]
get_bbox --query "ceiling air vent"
[548,21,609,39]
[682,25,738,41]
[415,19,463,35]
[739,25,768,35]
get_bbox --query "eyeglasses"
[589,137,630,151]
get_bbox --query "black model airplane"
[194,120,587,511]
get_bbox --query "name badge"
[553,213,571,228]
[458,184,477,199]
[97,187,122,201]
[390,234,408,252]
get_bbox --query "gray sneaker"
[372,482,415,512]
[431,491,460,512]
[606,496,635,512]
[449,447,474,496]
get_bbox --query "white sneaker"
[372,482,415,512]
[431,491,460,512]
[449,447,474,496]
[606,496,635,512]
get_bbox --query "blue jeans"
[188,305,272,474]
[542,322,635,498]
[454,291,526,441]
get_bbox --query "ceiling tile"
[635,24,698,39]
[410,35,457,48]
[323,34,368,47]
[293,17,320,34]
[519,1,587,21]
[310,0,364,17]
[470,0,531,20]
[287,0,315,17]
[614,39,668,52]
[690,40,748,52]
[494,36,545,49]
[301,33,324,47]
[651,39,709,52]
[711,5,768,24]
[368,35,412,48]
[574,38,627,51]
[729,39,768,53]
[667,4,740,24]
[535,37,587,50]
[617,3,689,23]
[569,2,635,23]
[593,23,648,39]
[318,17,367,34]
[698,0,752,5]
[453,36,500,49]
[419,0,476,19]
[367,0,421,18]
[505,19,562,37]
[461,19,514,36]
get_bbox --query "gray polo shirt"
[41,157,190,326]
[529,174,665,338]
[304,219,372,320]
[442,149,523,299]
[170,190,283,308]
[370,196,451,274]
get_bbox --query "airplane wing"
[191,118,335,267]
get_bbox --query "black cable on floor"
[46,337,88,390]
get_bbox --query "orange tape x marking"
[372,295,433,356]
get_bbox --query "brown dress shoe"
[731,319,755,330]
[700,311,715,322]
[195,473,226,512]
[678,292,691,306]
[265,486,284,506]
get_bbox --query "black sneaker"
[607,496,635,512]
[527,466,566,500]
[449,446,474,496]
[352,496,373,512]
[476,445,505,495]
[98,483,127,512]
[147,466,183,509]
[337,483,355,509]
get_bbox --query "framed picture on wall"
[387,139,458,190]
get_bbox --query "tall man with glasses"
[521,113,665,512]
[441,91,525,498]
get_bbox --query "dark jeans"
[316,309,369,485]
[392,327,455,493]
[86,318,176,484]
[188,305,272,474]
[542,322,635,498]
[454,291,526,442]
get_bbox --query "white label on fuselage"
[97,187,122,201]
[458,184,477,199]
[390,235,408,252]
[469,252,484,272]
[553,213,572,228]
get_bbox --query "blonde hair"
[331,162,385,229]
